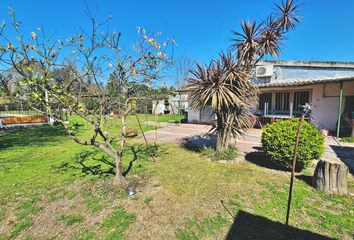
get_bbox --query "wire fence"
[0,99,68,128]
[0,101,43,117]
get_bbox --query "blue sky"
[1,0,354,84]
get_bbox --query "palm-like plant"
[187,0,301,151]
[188,52,257,150]
[231,0,301,70]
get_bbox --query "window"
[275,92,290,111]
[259,93,272,111]
[293,91,310,111]
[344,96,354,113]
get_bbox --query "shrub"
[200,146,238,161]
[261,119,324,171]
[340,137,354,143]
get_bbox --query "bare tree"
[175,56,194,89]
[0,7,174,185]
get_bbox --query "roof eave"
[257,77,354,89]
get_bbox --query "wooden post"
[284,103,311,239]
[285,113,305,233]
[154,112,158,143]
[135,113,149,146]
[351,119,354,138]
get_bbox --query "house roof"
[178,60,354,90]
[257,60,354,68]
[257,76,354,88]
[255,60,354,88]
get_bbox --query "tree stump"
[313,159,348,195]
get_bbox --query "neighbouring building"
[187,60,354,134]
[152,93,188,115]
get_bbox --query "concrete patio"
[143,123,261,152]
[324,137,354,173]
[142,123,354,173]
[143,123,213,144]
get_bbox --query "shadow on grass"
[226,210,332,240]
[295,174,313,187]
[57,144,159,179]
[0,125,68,150]
[181,134,217,152]
[58,152,115,179]
[244,151,289,172]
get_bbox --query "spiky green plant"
[187,0,301,151]
[188,53,257,150]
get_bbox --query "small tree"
[0,7,174,185]
[188,52,257,150]
[187,0,301,151]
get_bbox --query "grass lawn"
[0,114,353,239]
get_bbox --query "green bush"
[261,119,324,171]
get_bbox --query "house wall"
[168,94,188,114]
[311,81,354,130]
[152,101,166,115]
[311,84,339,130]
[187,106,216,124]
[187,107,200,123]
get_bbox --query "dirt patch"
[0,214,17,235]
[122,180,230,240]
[15,180,120,239]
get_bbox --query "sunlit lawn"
[0,114,353,239]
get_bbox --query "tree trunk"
[216,130,226,151]
[216,114,228,151]
[113,114,128,186]
[313,159,348,195]
[114,154,126,186]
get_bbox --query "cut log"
[313,159,348,195]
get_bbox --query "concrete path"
[324,136,354,173]
[143,123,213,144]
[143,124,354,173]
[235,128,262,153]
[143,123,262,152]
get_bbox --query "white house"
[187,60,354,135]
[152,93,188,115]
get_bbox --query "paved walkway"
[324,137,354,173]
[143,123,261,152]
[143,123,213,144]
[143,123,354,173]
